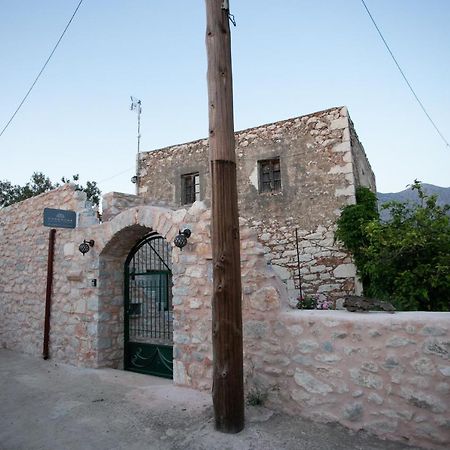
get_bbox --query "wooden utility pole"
[205,0,244,433]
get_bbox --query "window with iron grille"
[181,172,200,204]
[258,158,281,193]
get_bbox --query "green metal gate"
[124,233,173,378]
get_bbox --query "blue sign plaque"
[43,208,77,229]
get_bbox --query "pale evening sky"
[0,0,449,198]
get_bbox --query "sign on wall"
[43,208,76,229]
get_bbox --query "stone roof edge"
[139,105,346,157]
[0,183,80,214]
[347,112,376,186]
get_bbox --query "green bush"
[336,181,450,311]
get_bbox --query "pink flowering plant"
[296,294,333,310]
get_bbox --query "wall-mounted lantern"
[79,239,95,255]
[174,228,191,251]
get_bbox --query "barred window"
[181,172,200,204]
[259,158,281,193]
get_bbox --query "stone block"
[173,361,188,385]
[243,320,268,339]
[263,354,290,366]
[97,338,112,350]
[350,368,383,390]
[368,393,384,405]
[66,271,83,282]
[249,286,280,311]
[310,265,327,274]
[270,264,290,281]
[294,369,333,394]
[174,333,190,344]
[423,339,449,359]
[342,402,363,422]
[292,355,314,366]
[330,117,348,130]
[386,336,415,347]
[333,264,356,278]
[63,243,75,257]
[411,357,436,376]
[318,283,340,293]
[361,362,379,373]
[420,326,447,336]
[189,299,201,309]
[315,354,341,364]
[328,163,353,175]
[287,324,303,336]
[334,185,354,197]
[297,340,319,354]
[399,387,447,413]
[365,419,398,435]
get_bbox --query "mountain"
[377,184,450,219]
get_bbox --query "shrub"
[336,181,450,311]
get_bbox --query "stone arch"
[94,206,188,368]
[88,201,289,386]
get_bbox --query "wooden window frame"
[181,172,200,205]
[258,158,281,193]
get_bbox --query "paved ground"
[0,349,421,450]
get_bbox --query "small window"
[259,158,281,193]
[181,172,200,204]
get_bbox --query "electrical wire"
[360,0,449,148]
[96,167,135,185]
[0,0,84,138]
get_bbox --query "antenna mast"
[130,96,142,192]
[130,96,142,155]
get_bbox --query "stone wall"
[0,185,96,357]
[1,187,448,449]
[137,106,375,302]
[349,116,376,191]
[165,204,450,449]
[245,310,450,450]
[101,192,145,222]
[0,189,190,368]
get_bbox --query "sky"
[0,0,449,198]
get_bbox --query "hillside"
[377,183,450,218]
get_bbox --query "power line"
[0,0,85,139]
[96,167,135,185]
[360,0,449,149]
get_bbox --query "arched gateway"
[123,232,173,378]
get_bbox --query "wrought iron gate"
[124,233,173,378]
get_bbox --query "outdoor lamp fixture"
[131,175,138,184]
[174,228,191,251]
[79,239,95,255]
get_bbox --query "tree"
[336,181,450,311]
[0,172,101,208]
[335,186,379,292]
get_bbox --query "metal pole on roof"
[130,96,142,194]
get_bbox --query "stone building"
[136,106,375,303]
[1,107,448,449]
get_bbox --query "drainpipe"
[43,228,56,360]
